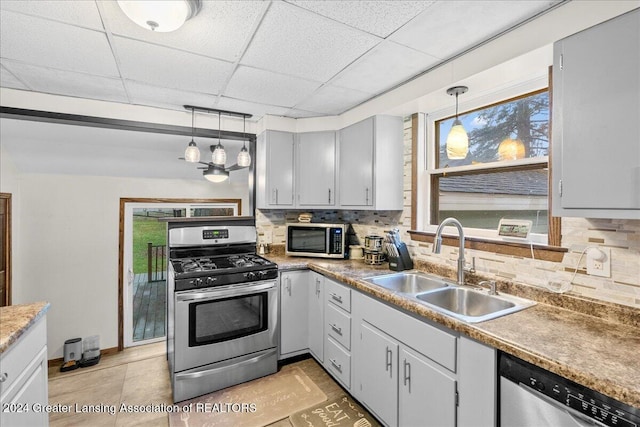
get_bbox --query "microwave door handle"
[326,229,331,254]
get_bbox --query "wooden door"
[0,193,11,307]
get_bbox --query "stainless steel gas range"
[166,217,279,403]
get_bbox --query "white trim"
[428,157,548,175]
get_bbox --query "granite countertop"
[0,302,50,354]
[266,254,640,409]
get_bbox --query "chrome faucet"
[432,217,475,285]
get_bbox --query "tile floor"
[47,342,346,427]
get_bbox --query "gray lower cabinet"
[0,315,49,427]
[308,272,324,362]
[552,8,640,219]
[279,271,309,358]
[323,278,352,389]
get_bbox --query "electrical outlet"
[586,248,611,278]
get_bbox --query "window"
[425,89,551,244]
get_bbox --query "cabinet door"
[357,322,398,427]
[553,9,640,216]
[297,132,336,206]
[399,346,456,427]
[280,271,309,356]
[308,273,324,362]
[339,117,374,206]
[267,131,295,206]
[1,347,48,427]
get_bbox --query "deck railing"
[147,243,166,282]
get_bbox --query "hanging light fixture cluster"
[180,105,252,183]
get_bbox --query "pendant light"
[237,115,251,168]
[498,138,526,160]
[211,112,227,165]
[445,86,469,159]
[184,107,200,163]
[117,0,201,32]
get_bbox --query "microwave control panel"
[329,227,343,254]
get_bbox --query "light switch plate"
[586,247,611,278]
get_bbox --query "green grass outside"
[133,216,167,274]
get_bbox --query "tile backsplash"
[257,120,640,309]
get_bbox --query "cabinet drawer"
[0,317,46,397]
[325,337,351,388]
[326,279,351,312]
[326,304,351,350]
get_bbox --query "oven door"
[174,280,278,373]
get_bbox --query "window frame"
[409,71,564,259]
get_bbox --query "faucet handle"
[464,256,476,274]
[478,280,497,295]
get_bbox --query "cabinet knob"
[0,372,8,382]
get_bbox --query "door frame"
[0,193,11,307]
[118,197,242,350]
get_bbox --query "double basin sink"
[364,271,535,323]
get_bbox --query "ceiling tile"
[2,61,129,103]
[113,37,234,94]
[215,97,292,120]
[126,81,218,112]
[287,0,435,37]
[390,1,560,59]
[330,41,440,94]
[0,10,119,77]
[100,1,266,62]
[224,66,322,108]
[295,85,373,115]
[0,65,28,90]
[0,0,105,30]
[241,1,381,82]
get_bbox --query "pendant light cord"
[191,107,195,137]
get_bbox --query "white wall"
[13,172,248,359]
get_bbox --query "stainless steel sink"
[364,272,450,294]
[415,287,535,323]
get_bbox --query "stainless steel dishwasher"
[499,352,639,427]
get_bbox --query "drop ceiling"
[0,0,564,121]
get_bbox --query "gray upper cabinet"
[552,9,640,219]
[339,115,404,210]
[296,131,336,207]
[256,130,295,209]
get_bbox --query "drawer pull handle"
[330,293,343,303]
[331,324,342,335]
[0,372,8,383]
[330,358,342,372]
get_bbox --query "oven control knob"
[206,277,217,286]
[257,271,267,279]
[194,278,203,287]
[246,272,256,280]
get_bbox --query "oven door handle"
[176,282,276,302]
[176,348,277,380]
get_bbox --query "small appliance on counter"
[286,222,348,259]
[384,229,413,271]
[363,235,385,265]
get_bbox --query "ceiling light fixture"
[117,0,201,32]
[445,86,469,160]
[180,105,252,183]
[211,112,227,166]
[237,115,251,168]
[184,107,200,163]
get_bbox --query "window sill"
[407,230,567,262]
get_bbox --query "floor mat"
[289,394,381,427]
[169,366,327,427]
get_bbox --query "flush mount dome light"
[117,0,201,32]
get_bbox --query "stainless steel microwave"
[285,223,348,259]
